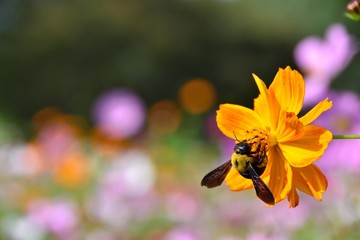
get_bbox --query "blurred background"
[0,0,360,239]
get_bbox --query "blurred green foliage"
[0,0,358,123]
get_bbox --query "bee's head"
[234,142,251,155]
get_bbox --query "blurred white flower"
[4,144,42,177]
[2,216,45,240]
[86,150,156,228]
[106,150,156,198]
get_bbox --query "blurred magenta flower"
[314,91,360,171]
[294,23,357,105]
[92,89,146,139]
[27,198,78,239]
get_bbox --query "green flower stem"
[333,135,360,139]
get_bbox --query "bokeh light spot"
[53,152,89,188]
[178,78,216,114]
[148,100,182,134]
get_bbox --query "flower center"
[266,132,278,147]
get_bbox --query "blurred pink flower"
[313,91,360,172]
[32,108,83,166]
[92,89,146,139]
[165,227,198,240]
[294,23,357,105]
[247,233,286,240]
[255,200,310,231]
[37,121,79,160]
[27,199,78,238]
[86,150,157,228]
[165,190,200,222]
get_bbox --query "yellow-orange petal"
[253,74,280,130]
[299,98,333,125]
[225,167,253,191]
[216,104,265,140]
[267,146,292,202]
[287,187,299,208]
[269,66,305,115]
[292,164,327,200]
[279,125,332,167]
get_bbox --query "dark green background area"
[0,0,358,123]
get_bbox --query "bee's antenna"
[233,131,240,142]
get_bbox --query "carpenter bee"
[201,141,275,205]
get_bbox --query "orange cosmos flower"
[217,66,332,207]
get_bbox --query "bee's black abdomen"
[240,170,251,179]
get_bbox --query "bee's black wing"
[248,163,275,205]
[201,160,232,188]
